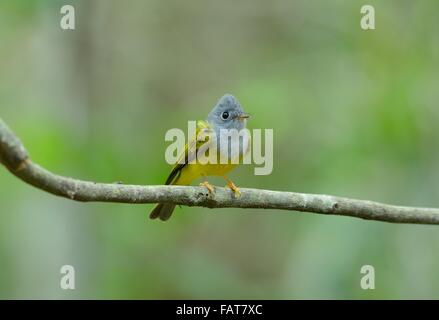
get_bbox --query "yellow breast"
[176,162,237,185]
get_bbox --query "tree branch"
[1,117,439,225]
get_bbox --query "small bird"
[149,94,251,221]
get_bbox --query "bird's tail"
[149,203,176,221]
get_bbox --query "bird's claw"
[199,181,215,194]
[226,180,241,198]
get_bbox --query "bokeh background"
[1,0,439,299]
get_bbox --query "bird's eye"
[221,111,229,120]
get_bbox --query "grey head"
[207,94,249,131]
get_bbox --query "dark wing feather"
[164,120,211,185]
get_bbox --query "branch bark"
[1,117,439,225]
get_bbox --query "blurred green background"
[1,0,439,299]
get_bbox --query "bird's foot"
[199,181,215,194]
[225,179,241,198]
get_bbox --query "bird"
[149,94,251,221]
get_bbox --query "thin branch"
[1,117,439,225]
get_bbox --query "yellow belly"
[175,163,237,185]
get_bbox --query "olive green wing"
[164,120,211,185]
